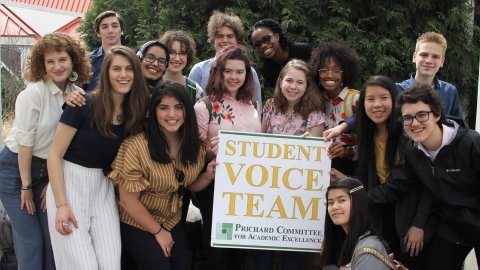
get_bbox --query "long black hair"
[145,81,201,165]
[355,75,402,178]
[319,178,371,267]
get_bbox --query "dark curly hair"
[24,32,90,84]
[309,41,360,90]
[247,19,291,51]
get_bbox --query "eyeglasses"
[253,33,274,48]
[144,53,168,67]
[170,50,187,58]
[319,68,343,76]
[400,111,433,126]
[174,168,186,197]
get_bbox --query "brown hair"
[206,45,254,103]
[24,32,90,84]
[273,59,324,118]
[94,10,124,33]
[397,84,445,127]
[160,30,197,68]
[93,45,148,138]
[207,11,245,44]
[415,31,447,55]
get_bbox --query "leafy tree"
[78,0,480,126]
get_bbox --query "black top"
[61,99,125,173]
[261,42,312,88]
[369,121,480,246]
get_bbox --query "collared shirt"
[83,46,104,92]
[188,57,263,112]
[5,79,78,159]
[396,74,464,119]
[109,133,206,231]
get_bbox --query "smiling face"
[109,54,134,96]
[413,41,445,80]
[156,96,185,136]
[168,40,187,74]
[44,49,73,90]
[96,15,123,47]
[327,188,351,233]
[251,27,280,59]
[364,85,393,128]
[141,45,168,81]
[223,59,246,98]
[214,26,237,53]
[319,57,343,98]
[401,101,441,146]
[280,68,307,107]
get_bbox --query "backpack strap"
[185,77,198,102]
[200,96,213,123]
[352,247,397,270]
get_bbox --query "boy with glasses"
[366,84,479,270]
[324,31,465,140]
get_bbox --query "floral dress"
[262,98,326,135]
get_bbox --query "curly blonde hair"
[24,32,91,84]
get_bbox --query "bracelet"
[162,224,170,232]
[56,203,68,208]
[20,184,32,190]
[153,226,163,236]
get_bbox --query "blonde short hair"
[415,31,447,55]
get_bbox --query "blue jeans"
[0,147,55,270]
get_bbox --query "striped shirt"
[109,133,206,230]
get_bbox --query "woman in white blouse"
[0,32,90,270]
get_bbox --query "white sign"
[211,130,331,252]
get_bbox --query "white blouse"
[5,78,79,159]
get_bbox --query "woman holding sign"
[109,82,216,269]
[257,59,326,269]
[194,45,261,269]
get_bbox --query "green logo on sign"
[216,223,233,240]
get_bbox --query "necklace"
[116,114,124,123]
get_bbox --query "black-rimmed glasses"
[144,53,168,67]
[400,111,433,126]
[253,33,274,48]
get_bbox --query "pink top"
[263,98,326,135]
[194,95,261,142]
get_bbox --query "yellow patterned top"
[109,133,206,230]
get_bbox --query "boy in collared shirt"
[83,10,124,92]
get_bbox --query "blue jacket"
[82,47,104,92]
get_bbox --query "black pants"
[424,234,472,270]
[121,222,188,270]
[195,183,245,270]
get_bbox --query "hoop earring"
[68,71,78,82]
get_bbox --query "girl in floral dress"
[193,45,261,269]
[256,59,326,270]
